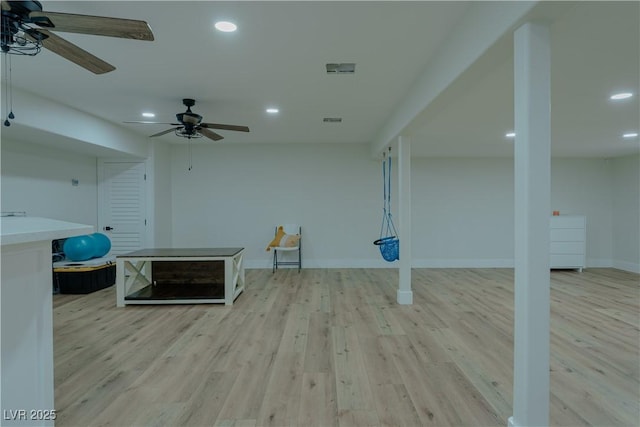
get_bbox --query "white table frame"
[116,248,245,306]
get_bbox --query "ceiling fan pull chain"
[3,54,10,127]
[188,140,193,171]
[8,53,14,120]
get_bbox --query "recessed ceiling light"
[266,108,279,114]
[214,21,237,32]
[505,132,516,138]
[142,112,155,118]
[622,132,638,138]
[610,92,633,100]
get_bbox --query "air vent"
[323,117,342,123]
[326,63,356,74]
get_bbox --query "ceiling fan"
[0,0,154,74]
[125,98,250,142]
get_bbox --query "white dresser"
[550,215,586,271]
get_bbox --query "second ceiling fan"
[126,98,250,141]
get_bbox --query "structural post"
[509,22,551,427]
[397,135,413,305]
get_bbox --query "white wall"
[0,138,173,250]
[412,158,515,267]
[611,154,640,273]
[1,139,97,227]
[170,143,382,268]
[411,157,614,268]
[2,136,632,271]
[169,144,621,269]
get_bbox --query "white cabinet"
[550,215,586,271]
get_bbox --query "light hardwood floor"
[53,268,639,427]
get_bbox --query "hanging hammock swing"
[373,150,399,262]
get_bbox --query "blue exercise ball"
[63,234,97,261]
[92,233,111,258]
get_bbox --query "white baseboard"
[585,258,640,273]
[246,258,514,269]
[397,290,413,304]
[586,258,612,268]
[412,258,514,268]
[244,259,390,269]
[244,257,640,273]
[612,259,640,274]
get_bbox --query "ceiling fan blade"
[29,11,154,41]
[124,121,181,125]
[199,128,224,141]
[201,123,250,132]
[26,29,115,74]
[149,128,178,137]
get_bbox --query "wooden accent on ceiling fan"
[149,128,179,138]
[30,11,154,41]
[199,127,224,141]
[27,29,115,74]
[201,123,250,132]
[123,121,181,125]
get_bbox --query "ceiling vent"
[326,63,356,74]
[323,117,342,123]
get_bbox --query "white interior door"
[98,161,147,255]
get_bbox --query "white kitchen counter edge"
[1,216,94,246]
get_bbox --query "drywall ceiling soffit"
[1,123,140,158]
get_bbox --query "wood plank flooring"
[52,268,639,426]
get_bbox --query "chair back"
[279,224,301,235]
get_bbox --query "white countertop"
[0,216,93,246]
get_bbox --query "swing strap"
[378,152,398,240]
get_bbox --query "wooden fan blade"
[149,128,178,137]
[199,128,224,141]
[30,11,154,41]
[124,121,181,125]
[201,123,250,132]
[26,29,115,74]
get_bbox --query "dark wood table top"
[117,248,244,258]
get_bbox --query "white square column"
[397,135,413,305]
[509,22,551,427]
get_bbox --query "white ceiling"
[2,1,639,158]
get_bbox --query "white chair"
[272,224,301,273]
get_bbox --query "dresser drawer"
[551,241,584,255]
[551,254,584,268]
[550,228,585,242]
[550,216,585,229]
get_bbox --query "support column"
[509,22,551,427]
[397,135,413,305]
